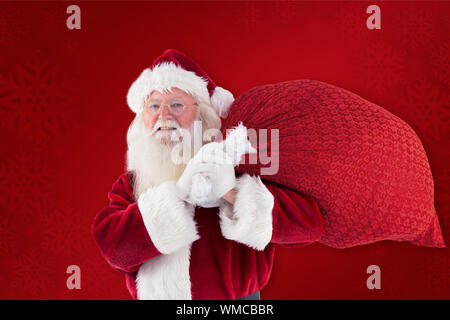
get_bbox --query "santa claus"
[92,49,324,300]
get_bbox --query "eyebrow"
[145,99,161,106]
[147,96,187,103]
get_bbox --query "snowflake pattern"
[60,37,82,62]
[429,38,450,90]
[357,39,407,96]
[391,8,436,51]
[0,215,17,256]
[0,6,25,49]
[0,151,54,217]
[393,76,450,145]
[40,5,63,30]
[11,250,60,297]
[0,51,75,148]
[0,1,447,300]
[73,256,128,299]
[42,207,92,258]
[334,3,368,42]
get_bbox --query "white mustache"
[151,119,181,135]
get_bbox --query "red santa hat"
[127,49,234,118]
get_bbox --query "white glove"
[189,174,219,208]
[176,162,219,201]
[193,162,236,199]
[189,142,237,203]
[188,163,235,208]
[185,122,255,207]
[210,163,236,198]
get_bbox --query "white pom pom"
[211,86,234,118]
[224,123,257,166]
[189,174,220,208]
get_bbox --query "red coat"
[92,171,324,300]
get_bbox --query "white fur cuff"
[138,181,199,254]
[219,174,274,251]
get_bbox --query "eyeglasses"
[144,99,198,115]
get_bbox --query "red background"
[0,1,449,299]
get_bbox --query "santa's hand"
[189,163,236,208]
[210,163,236,198]
[192,162,236,199]
[191,143,236,197]
[176,162,218,201]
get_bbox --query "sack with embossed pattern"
[222,79,445,248]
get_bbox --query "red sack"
[222,80,445,249]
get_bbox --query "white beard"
[126,114,202,199]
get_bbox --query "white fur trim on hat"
[127,62,211,114]
[211,86,234,118]
[218,174,274,251]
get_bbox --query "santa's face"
[127,87,221,196]
[143,88,199,144]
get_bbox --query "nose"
[158,105,171,120]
